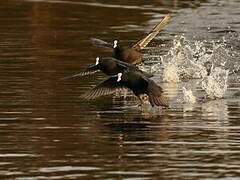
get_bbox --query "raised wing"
[81,76,126,100]
[132,14,171,50]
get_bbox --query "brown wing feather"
[148,93,169,107]
[132,14,171,50]
[81,76,126,100]
[147,79,169,107]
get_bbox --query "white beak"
[117,73,122,82]
[95,57,99,65]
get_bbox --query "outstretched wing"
[61,64,99,80]
[132,14,171,50]
[81,76,126,100]
[90,38,113,49]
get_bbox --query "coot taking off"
[82,71,169,107]
[62,57,153,80]
[112,39,143,65]
[90,14,171,64]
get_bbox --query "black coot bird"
[90,14,171,65]
[62,57,152,80]
[82,71,169,107]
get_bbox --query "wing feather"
[81,76,126,100]
[132,14,171,50]
[61,64,100,80]
[90,38,113,49]
[147,79,169,107]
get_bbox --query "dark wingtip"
[60,70,98,81]
[89,37,113,49]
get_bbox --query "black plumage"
[62,57,152,80]
[112,39,143,65]
[82,71,169,107]
[90,14,171,65]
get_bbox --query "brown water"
[0,0,240,179]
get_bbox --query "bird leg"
[142,94,149,102]
[138,97,144,107]
[138,94,148,107]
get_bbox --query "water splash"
[182,86,196,104]
[201,66,229,99]
[144,34,240,102]
[149,35,239,82]
[162,63,180,83]
[161,36,209,80]
[201,99,229,121]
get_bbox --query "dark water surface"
[0,0,240,179]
